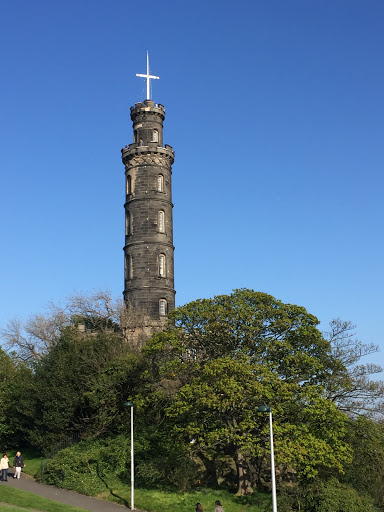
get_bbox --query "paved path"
[2,471,144,512]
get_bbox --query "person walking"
[13,451,25,479]
[214,500,224,512]
[0,454,9,481]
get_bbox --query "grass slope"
[0,486,90,512]
[22,450,272,512]
[122,487,271,512]
[0,507,34,512]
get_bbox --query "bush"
[38,436,130,495]
[38,434,203,495]
[305,479,376,512]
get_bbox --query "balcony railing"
[121,143,173,153]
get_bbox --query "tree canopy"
[1,288,383,510]
[141,289,354,494]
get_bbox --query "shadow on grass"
[95,462,130,509]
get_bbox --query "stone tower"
[121,99,175,347]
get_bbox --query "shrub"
[305,478,375,512]
[38,434,202,495]
[38,437,130,495]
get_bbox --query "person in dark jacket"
[13,452,25,479]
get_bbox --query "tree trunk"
[234,449,254,495]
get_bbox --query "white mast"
[136,51,159,100]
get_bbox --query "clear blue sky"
[1,1,383,364]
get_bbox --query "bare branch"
[1,317,46,364]
[324,318,384,418]
[0,290,127,365]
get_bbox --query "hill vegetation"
[1,289,384,512]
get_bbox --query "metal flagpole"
[131,405,134,510]
[269,411,277,512]
[136,52,160,100]
[124,402,135,510]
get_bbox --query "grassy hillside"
[0,486,89,512]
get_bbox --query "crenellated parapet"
[130,100,165,120]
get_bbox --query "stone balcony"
[121,142,174,161]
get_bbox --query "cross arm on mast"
[136,52,160,100]
[136,74,159,79]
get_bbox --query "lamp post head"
[257,406,272,413]
[124,401,134,407]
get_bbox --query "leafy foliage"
[342,416,384,509]
[40,434,199,495]
[168,289,334,383]
[2,289,383,510]
[40,437,130,495]
[0,347,19,443]
[305,478,375,512]
[27,326,138,452]
[141,290,353,495]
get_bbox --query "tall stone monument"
[121,54,175,347]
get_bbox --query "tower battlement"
[131,100,165,116]
[121,143,174,164]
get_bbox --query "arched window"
[125,254,132,280]
[159,299,167,316]
[157,174,164,192]
[129,256,133,279]
[125,211,131,235]
[159,254,166,277]
[126,175,132,195]
[158,210,165,232]
[134,130,138,143]
[152,129,159,143]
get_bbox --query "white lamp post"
[124,401,134,510]
[257,406,277,512]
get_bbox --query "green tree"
[0,291,146,452]
[142,289,352,495]
[342,416,384,509]
[304,478,375,512]
[29,324,136,452]
[0,348,20,444]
